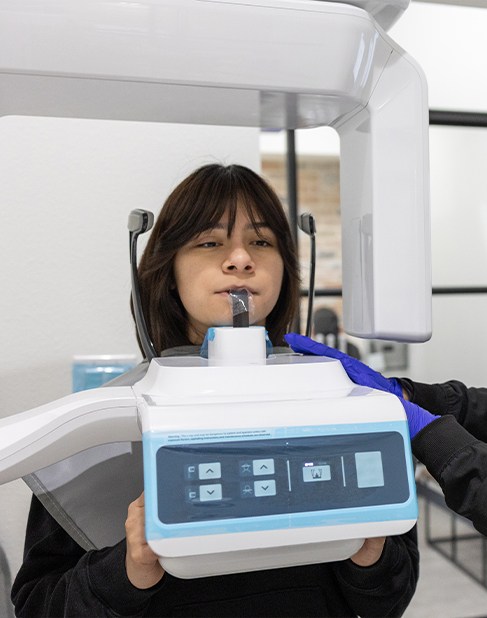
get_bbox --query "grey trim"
[0,543,14,618]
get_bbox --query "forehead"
[199,202,272,235]
[218,207,265,225]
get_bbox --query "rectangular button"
[302,464,331,483]
[355,451,384,488]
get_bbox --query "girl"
[12,164,419,617]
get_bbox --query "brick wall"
[261,153,344,325]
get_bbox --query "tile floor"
[404,496,487,618]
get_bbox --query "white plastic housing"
[0,353,417,578]
[0,0,431,342]
[136,355,417,578]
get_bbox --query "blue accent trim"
[199,329,213,359]
[265,330,273,355]
[144,421,417,541]
[149,421,410,446]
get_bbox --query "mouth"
[216,286,257,295]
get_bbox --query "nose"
[223,246,255,272]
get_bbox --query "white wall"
[0,116,259,585]
[390,2,487,112]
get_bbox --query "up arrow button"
[253,459,275,476]
[198,462,221,480]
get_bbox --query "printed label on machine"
[155,432,409,525]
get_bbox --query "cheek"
[262,260,284,308]
[173,257,194,308]
[272,260,285,296]
[173,265,184,300]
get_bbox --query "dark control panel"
[156,432,410,524]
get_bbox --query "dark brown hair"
[135,163,300,355]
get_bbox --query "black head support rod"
[298,212,317,338]
[128,209,157,361]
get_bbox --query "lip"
[215,286,256,295]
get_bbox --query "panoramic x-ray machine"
[0,0,431,578]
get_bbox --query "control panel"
[156,432,409,525]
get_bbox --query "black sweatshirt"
[11,494,419,617]
[403,378,487,536]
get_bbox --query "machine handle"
[0,386,139,484]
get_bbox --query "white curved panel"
[0,0,431,341]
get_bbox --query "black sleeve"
[399,378,487,442]
[332,526,419,617]
[11,495,165,618]
[412,415,487,536]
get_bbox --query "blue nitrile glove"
[284,333,403,397]
[399,398,440,439]
[284,333,439,438]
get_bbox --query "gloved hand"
[399,398,440,439]
[284,333,439,439]
[284,333,403,397]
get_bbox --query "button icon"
[254,479,276,497]
[239,461,253,476]
[185,486,198,501]
[199,462,221,480]
[185,464,197,480]
[253,459,275,476]
[240,483,254,498]
[199,484,223,502]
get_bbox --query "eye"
[196,241,220,248]
[252,238,273,247]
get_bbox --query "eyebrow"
[205,222,271,232]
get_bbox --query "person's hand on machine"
[125,492,165,589]
[285,333,404,396]
[285,333,439,439]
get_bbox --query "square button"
[198,462,221,480]
[253,459,275,476]
[254,479,276,497]
[199,484,223,501]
